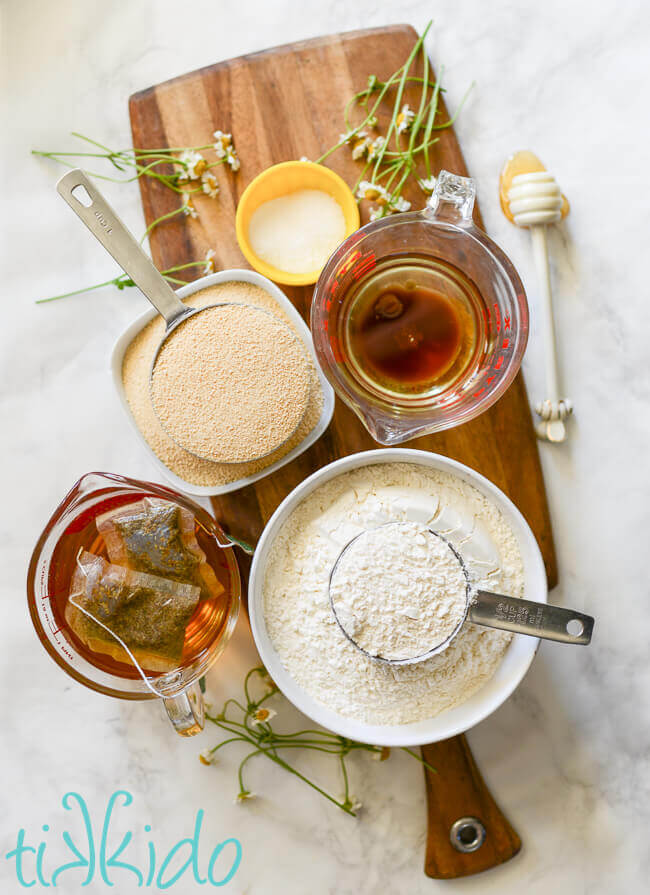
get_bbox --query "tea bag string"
[70,550,163,698]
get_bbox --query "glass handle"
[163,681,205,736]
[426,170,476,224]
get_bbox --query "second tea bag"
[66,551,200,673]
[97,498,224,601]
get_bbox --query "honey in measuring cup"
[311,171,529,443]
[341,254,486,400]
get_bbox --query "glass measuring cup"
[329,522,593,665]
[27,472,241,736]
[311,171,529,444]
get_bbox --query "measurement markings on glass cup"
[39,567,75,660]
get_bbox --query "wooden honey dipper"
[500,151,572,442]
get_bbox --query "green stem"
[35,276,128,304]
[140,205,185,243]
[401,747,437,775]
[253,744,356,815]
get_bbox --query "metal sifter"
[329,521,594,666]
[56,169,310,464]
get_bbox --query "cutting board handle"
[421,734,521,878]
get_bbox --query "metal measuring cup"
[329,521,593,666]
[56,169,310,464]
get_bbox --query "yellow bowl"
[235,161,360,287]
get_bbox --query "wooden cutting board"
[129,24,554,878]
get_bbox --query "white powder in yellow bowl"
[248,189,346,275]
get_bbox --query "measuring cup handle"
[469,591,594,645]
[162,681,205,736]
[56,169,188,327]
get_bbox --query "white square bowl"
[110,269,335,497]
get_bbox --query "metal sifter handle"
[56,169,189,328]
[469,590,593,645]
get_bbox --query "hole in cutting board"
[449,817,486,853]
[458,825,479,846]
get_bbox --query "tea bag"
[66,551,200,673]
[96,498,223,602]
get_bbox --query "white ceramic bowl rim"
[110,269,334,497]
[248,448,547,747]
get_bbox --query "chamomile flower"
[419,176,436,193]
[181,193,198,219]
[250,707,277,725]
[225,148,240,172]
[389,195,411,213]
[235,790,256,804]
[213,130,233,158]
[356,180,388,203]
[204,249,217,273]
[351,135,372,161]
[177,150,207,181]
[366,136,386,161]
[201,171,220,198]
[396,103,415,134]
[340,129,363,145]
[199,749,217,766]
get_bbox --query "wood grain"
[421,735,522,878]
[129,24,548,878]
[129,24,557,588]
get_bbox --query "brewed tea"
[48,491,234,680]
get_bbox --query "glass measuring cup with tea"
[27,473,241,736]
[311,171,529,444]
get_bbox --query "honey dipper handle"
[530,225,572,442]
[421,734,521,879]
[56,169,189,328]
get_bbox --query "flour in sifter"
[263,462,525,725]
[330,521,469,661]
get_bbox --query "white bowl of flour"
[249,449,547,746]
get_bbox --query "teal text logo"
[5,791,241,888]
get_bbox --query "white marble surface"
[2,0,649,891]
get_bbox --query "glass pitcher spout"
[425,170,476,225]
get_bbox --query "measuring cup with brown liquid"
[27,473,241,736]
[311,171,529,444]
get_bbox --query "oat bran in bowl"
[111,270,334,496]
